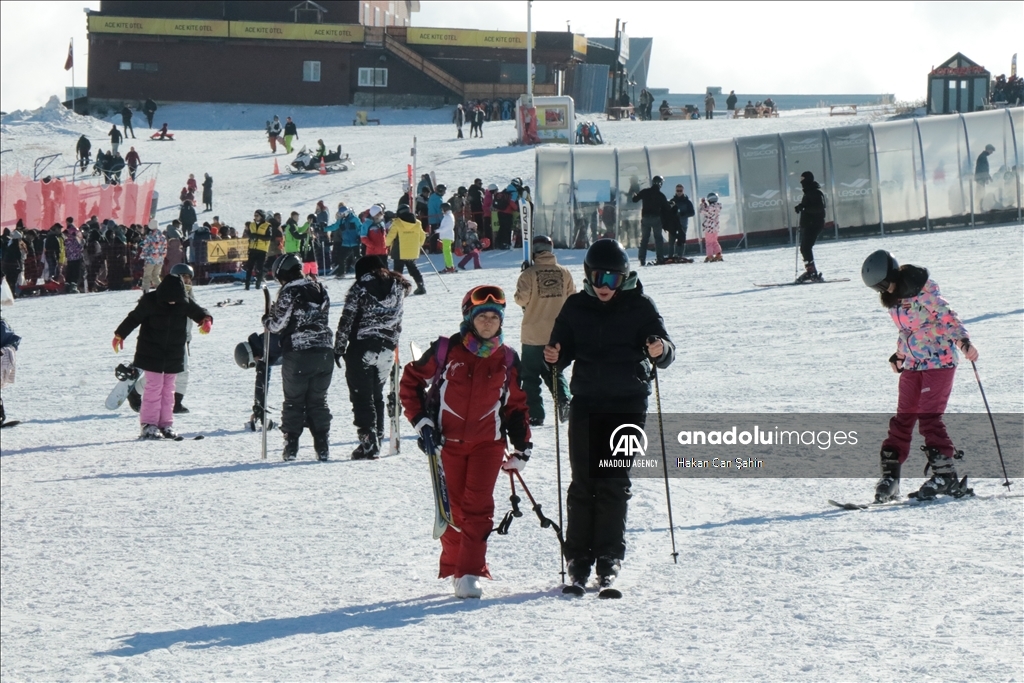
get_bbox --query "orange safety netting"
[1,172,156,231]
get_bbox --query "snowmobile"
[288,145,352,174]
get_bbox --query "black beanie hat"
[355,255,386,279]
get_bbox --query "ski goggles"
[468,285,506,307]
[589,269,625,290]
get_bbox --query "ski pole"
[549,364,567,584]
[648,337,678,563]
[970,361,1012,491]
[418,245,450,293]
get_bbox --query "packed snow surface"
[1,101,1022,681]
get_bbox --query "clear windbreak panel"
[916,114,970,225]
[692,139,741,237]
[571,147,618,248]
[535,147,572,247]
[871,119,926,228]
[826,125,879,231]
[616,147,651,249]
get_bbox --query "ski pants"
[496,212,514,250]
[519,345,570,424]
[344,339,393,439]
[393,259,424,287]
[140,371,176,428]
[441,239,454,269]
[137,346,190,397]
[800,220,823,265]
[438,440,506,579]
[667,221,687,257]
[284,134,295,154]
[882,367,957,461]
[244,249,266,289]
[457,249,481,270]
[639,215,664,265]
[564,395,647,566]
[142,263,162,291]
[280,348,333,436]
[705,230,722,259]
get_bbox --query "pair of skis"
[409,342,460,539]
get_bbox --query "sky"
[1,1,1021,112]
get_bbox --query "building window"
[357,67,388,87]
[119,61,132,71]
[303,61,321,82]
[144,63,158,72]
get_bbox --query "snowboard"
[388,346,401,455]
[105,363,141,410]
[0,420,22,429]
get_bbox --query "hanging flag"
[64,40,73,71]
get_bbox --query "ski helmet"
[652,175,664,187]
[273,253,303,283]
[861,250,899,292]
[170,263,194,279]
[706,192,719,204]
[234,341,256,369]
[533,235,553,253]
[584,238,630,289]
[461,285,506,322]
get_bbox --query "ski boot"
[596,556,621,584]
[562,558,591,595]
[914,446,964,500]
[453,575,483,599]
[282,433,300,461]
[557,400,571,424]
[312,432,330,461]
[352,430,380,460]
[173,393,189,414]
[529,416,545,427]
[412,284,427,296]
[159,426,180,440]
[874,449,901,503]
[796,262,820,283]
[140,424,162,440]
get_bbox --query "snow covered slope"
[1,103,1022,681]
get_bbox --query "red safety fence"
[1,172,156,231]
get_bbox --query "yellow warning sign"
[204,238,248,264]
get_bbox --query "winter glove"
[334,352,343,369]
[198,317,213,335]
[645,335,664,360]
[415,419,437,456]
[112,335,124,353]
[888,352,905,374]
[501,448,531,472]
[957,339,979,362]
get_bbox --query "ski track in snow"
[1,103,1022,681]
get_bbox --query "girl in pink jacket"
[861,250,978,503]
[699,193,723,262]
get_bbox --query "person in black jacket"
[726,90,738,111]
[794,171,827,283]
[201,173,213,212]
[76,135,91,171]
[178,201,198,238]
[264,254,334,461]
[630,175,669,265]
[121,105,135,139]
[235,330,282,432]
[113,270,212,439]
[666,184,696,261]
[109,125,123,155]
[544,239,675,591]
[334,256,410,459]
[143,98,157,128]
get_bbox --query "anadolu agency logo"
[599,424,659,469]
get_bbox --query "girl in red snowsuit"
[400,285,532,598]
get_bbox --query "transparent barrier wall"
[535,109,1022,250]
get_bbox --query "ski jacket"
[201,177,213,203]
[362,219,387,256]
[700,202,721,235]
[265,278,332,353]
[795,180,826,229]
[247,221,271,253]
[267,120,282,138]
[385,213,426,261]
[109,128,122,144]
[668,194,696,229]
[400,334,532,451]
[64,227,84,261]
[140,230,167,265]
[514,251,577,346]
[438,212,455,241]
[114,276,211,375]
[1,238,25,270]
[339,214,361,248]
[283,220,305,254]
[76,136,90,157]
[889,271,969,372]
[179,203,197,231]
[284,121,298,137]
[549,280,675,400]
[427,193,444,226]
[631,186,669,217]
[334,272,408,355]
[125,150,140,168]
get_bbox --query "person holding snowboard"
[113,265,212,439]
[794,171,827,282]
[334,255,410,460]
[263,253,334,461]
[400,285,532,598]
[860,250,979,503]
[514,235,574,426]
[544,239,675,593]
[234,330,281,432]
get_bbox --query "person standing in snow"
[630,175,669,266]
[699,193,723,262]
[267,116,283,153]
[334,255,410,459]
[234,330,282,431]
[140,220,167,292]
[0,317,20,427]
[283,116,298,154]
[201,174,213,212]
[514,235,574,427]
[263,254,334,461]
[544,239,675,593]
[726,90,738,112]
[704,91,716,119]
[667,184,695,261]
[385,204,427,295]
[454,104,465,139]
[113,266,212,439]
[243,210,271,290]
[400,285,532,598]
[860,250,979,503]
[125,147,141,181]
[438,203,457,273]
[143,98,157,128]
[108,125,123,155]
[76,135,91,171]
[121,105,135,139]
[794,171,826,282]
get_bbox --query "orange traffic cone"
[319,157,327,175]
[273,158,280,175]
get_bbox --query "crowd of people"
[990,73,1023,105]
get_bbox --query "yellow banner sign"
[407,28,535,49]
[205,239,248,264]
[88,15,229,38]
[573,33,588,56]
[230,21,364,42]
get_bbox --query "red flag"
[64,41,73,71]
